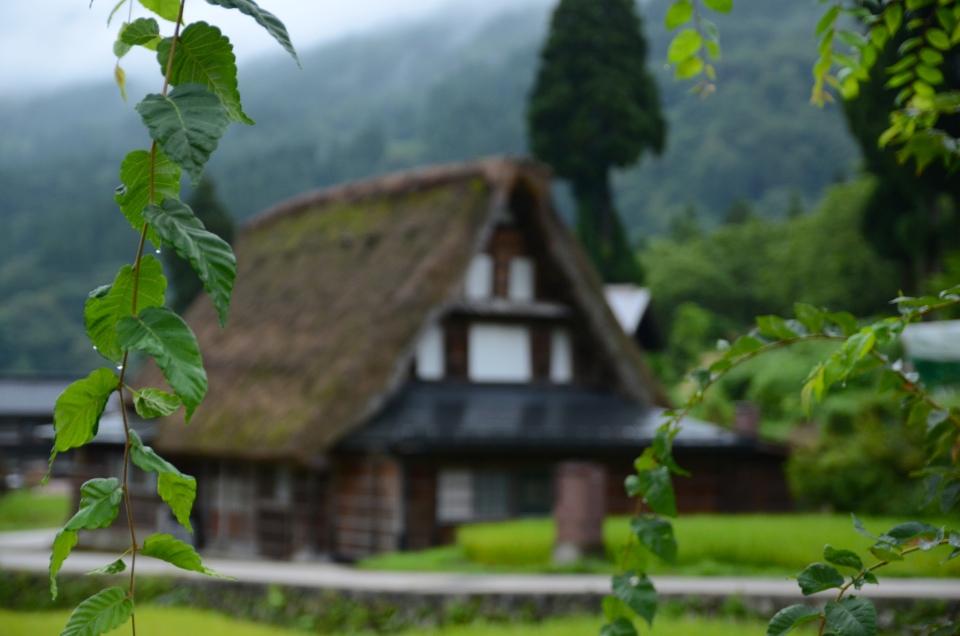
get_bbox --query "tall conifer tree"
[527,0,666,283]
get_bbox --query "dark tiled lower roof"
[338,382,756,454]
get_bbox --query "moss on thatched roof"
[139,158,668,463]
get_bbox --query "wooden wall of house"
[334,456,403,560]
[605,451,792,515]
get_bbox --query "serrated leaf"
[120,17,161,49]
[600,618,639,636]
[797,562,844,595]
[631,515,677,563]
[115,148,180,247]
[133,388,182,418]
[668,29,702,64]
[203,0,300,66]
[66,478,124,532]
[140,534,233,578]
[50,529,77,599]
[136,83,230,186]
[757,315,798,341]
[129,430,196,532]
[86,559,127,576]
[884,521,938,545]
[115,306,206,422]
[144,198,236,327]
[60,587,134,636]
[767,604,822,636]
[51,369,118,463]
[85,255,166,362]
[824,597,877,636]
[612,571,657,627]
[824,545,863,570]
[665,0,693,30]
[158,22,253,125]
[137,0,180,22]
[653,426,688,476]
[795,303,825,334]
[703,0,732,13]
[632,465,677,518]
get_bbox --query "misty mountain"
[0,0,860,372]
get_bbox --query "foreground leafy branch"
[604,287,960,636]
[45,1,297,634]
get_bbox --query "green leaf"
[115,306,207,422]
[115,148,181,247]
[144,198,236,327]
[65,478,124,532]
[653,426,689,476]
[85,255,166,362]
[612,571,657,627]
[600,618,639,636]
[137,0,180,22]
[136,83,230,186]
[826,312,858,337]
[702,0,732,13]
[158,22,253,125]
[120,17,161,50]
[668,29,702,64]
[140,534,233,578]
[203,0,300,66]
[869,544,903,562]
[797,562,844,595]
[927,28,951,51]
[817,5,840,37]
[129,430,196,532]
[51,369,118,458]
[632,466,677,518]
[86,559,127,576]
[49,530,77,599]
[795,303,825,334]
[665,0,693,30]
[60,587,134,636]
[824,597,877,636]
[602,595,631,622]
[767,604,822,636]
[631,515,677,563]
[675,56,705,80]
[757,315,798,340]
[884,521,938,545]
[883,4,903,35]
[919,47,944,67]
[824,545,863,570]
[133,388,182,418]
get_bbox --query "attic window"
[508,257,535,301]
[468,323,532,382]
[464,253,494,299]
[550,327,573,384]
[415,323,445,381]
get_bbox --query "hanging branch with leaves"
[45,1,298,635]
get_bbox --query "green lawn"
[0,607,770,636]
[361,513,960,578]
[0,489,70,532]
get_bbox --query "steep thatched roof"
[140,157,668,464]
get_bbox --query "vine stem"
[117,3,187,634]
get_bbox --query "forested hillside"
[0,0,861,372]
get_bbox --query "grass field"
[361,513,960,578]
[0,606,771,636]
[0,489,70,532]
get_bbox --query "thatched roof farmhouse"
[102,157,789,560]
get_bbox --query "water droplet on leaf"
[115,184,127,196]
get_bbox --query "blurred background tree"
[527,0,665,283]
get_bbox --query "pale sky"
[0,0,518,95]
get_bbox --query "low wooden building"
[118,158,789,560]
